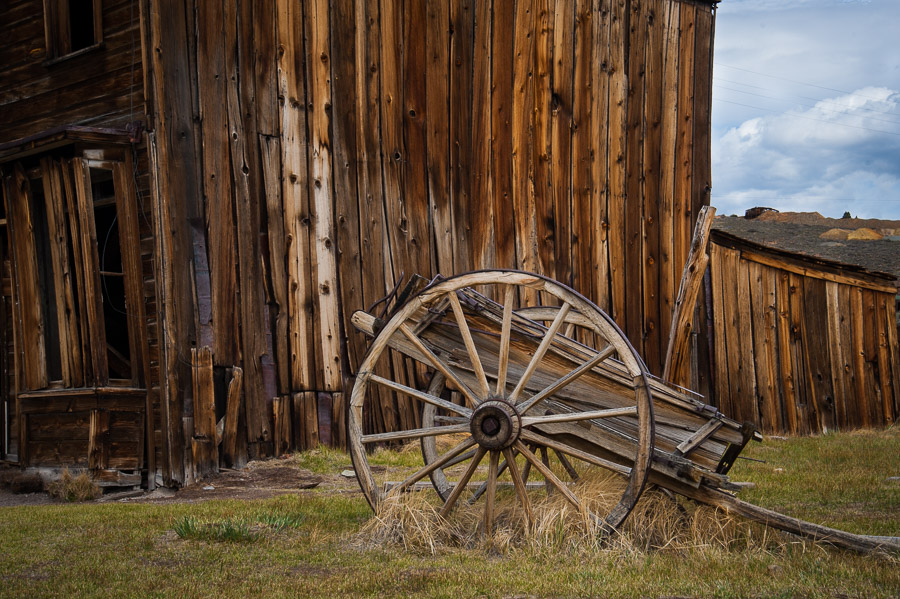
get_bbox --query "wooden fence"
[709,231,900,434]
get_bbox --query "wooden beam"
[663,205,715,386]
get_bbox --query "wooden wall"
[709,232,900,435]
[0,0,145,140]
[142,0,717,483]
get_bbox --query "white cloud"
[710,1,900,220]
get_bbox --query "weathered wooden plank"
[259,136,290,395]
[571,0,593,307]
[4,166,48,390]
[402,0,432,280]
[771,270,794,432]
[750,262,781,433]
[873,293,894,426]
[641,0,664,372]
[550,0,574,285]
[222,366,243,467]
[191,346,217,478]
[197,0,236,365]
[606,0,627,325]
[624,0,647,356]
[331,0,362,402]
[736,257,759,428]
[787,273,809,434]
[309,0,342,392]
[663,205,714,386]
[860,289,881,427]
[825,281,848,430]
[849,286,868,428]
[589,0,611,313]
[426,0,453,275]
[883,291,900,423]
[88,409,110,470]
[709,243,730,417]
[39,158,81,387]
[72,159,108,385]
[800,276,834,433]
[330,391,344,447]
[449,0,475,274]
[272,395,291,456]
[673,1,695,274]
[658,1,680,352]
[511,0,539,305]
[470,0,495,271]
[691,3,713,232]
[837,283,856,428]
[492,0,517,272]
[277,0,317,392]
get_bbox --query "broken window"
[0,153,145,392]
[43,0,103,61]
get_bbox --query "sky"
[710,0,900,220]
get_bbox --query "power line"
[714,62,896,104]
[715,78,900,123]
[713,98,900,137]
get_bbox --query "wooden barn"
[707,215,900,435]
[2,0,721,488]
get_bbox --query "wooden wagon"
[348,270,899,554]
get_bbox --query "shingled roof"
[711,209,900,290]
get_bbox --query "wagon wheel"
[349,270,655,534]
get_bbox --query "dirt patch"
[0,458,362,507]
[126,458,360,504]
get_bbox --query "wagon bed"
[348,270,898,554]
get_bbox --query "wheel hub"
[469,399,521,450]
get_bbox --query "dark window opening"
[44,0,102,60]
[29,178,63,382]
[68,0,96,52]
[90,168,131,380]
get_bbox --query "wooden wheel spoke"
[483,450,500,533]
[467,452,512,504]
[399,323,481,407]
[440,447,487,518]
[394,437,477,493]
[516,344,616,414]
[520,406,637,427]
[540,446,552,495]
[508,302,572,404]
[369,373,472,417]
[520,429,631,476]
[447,292,491,399]
[495,284,515,395]
[503,447,533,527]
[555,449,580,481]
[515,441,584,513]
[360,423,469,444]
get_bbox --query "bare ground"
[0,458,362,507]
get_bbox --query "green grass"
[1,428,898,599]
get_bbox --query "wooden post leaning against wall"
[663,205,714,387]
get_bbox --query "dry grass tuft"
[356,471,794,557]
[47,469,101,502]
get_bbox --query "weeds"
[46,469,101,502]
[356,471,789,557]
[173,509,304,543]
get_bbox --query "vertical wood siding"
[138,0,717,480]
[709,237,899,435]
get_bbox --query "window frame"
[0,150,147,392]
[42,0,104,64]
